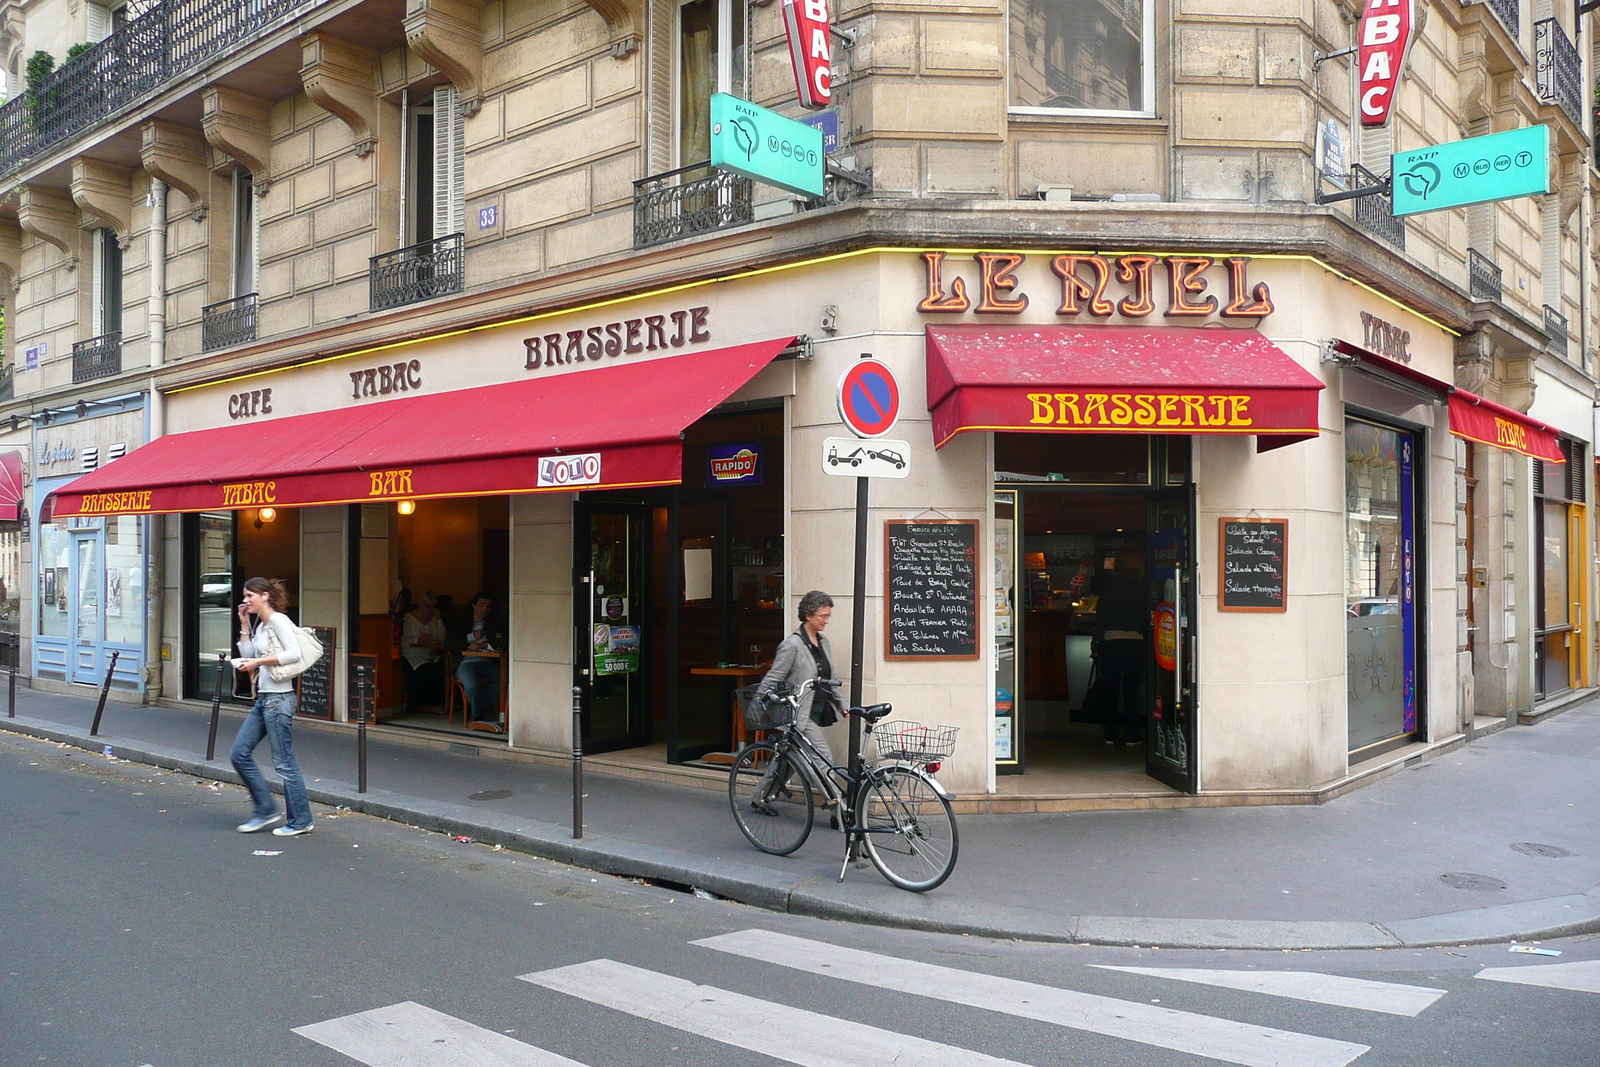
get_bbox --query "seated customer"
[455,592,502,731]
[400,591,446,707]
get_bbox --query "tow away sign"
[822,437,910,479]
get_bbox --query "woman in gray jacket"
[758,589,842,764]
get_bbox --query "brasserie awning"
[50,337,794,517]
[0,450,23,521]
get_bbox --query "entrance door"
[1146,487,1197,792]
[71,531,104,684]
[575,503,651,753]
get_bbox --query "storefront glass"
[1344,419,1419,753]
[184,508,300,703]
[1534,442,1584,699]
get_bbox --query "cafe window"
[1009,0,1154,115]
[183,507,301,702]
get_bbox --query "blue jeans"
[456,656,501,722]
[230,690,312,830]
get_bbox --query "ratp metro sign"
[1390,125,1551,217]
[709,93,825,199]
[1358,0,1417,128]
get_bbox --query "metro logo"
[1357,0,1415,128]
[782,0,832,110]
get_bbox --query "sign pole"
[848,471,868,780]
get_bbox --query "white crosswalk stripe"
[294,1000,589,1067]
[1091,965,1446,1016]
[1476,959,1600,994]
[692,928,1371,1067]
[522,958,1036,1067]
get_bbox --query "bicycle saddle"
[853,702,893,722]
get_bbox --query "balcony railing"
[0,0,309,173]
[1351,165,1405,249]
[1468,248,1502,302]
[633,163,754,248]
[1481,0,1519,34]
[202,292,258,351]
[72,332,122,383]
[1543,304,1569,358]
[369,233,464,311]
[1534,18,1583,127]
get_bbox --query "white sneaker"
[237,813,283,833]
[272,824,313,837]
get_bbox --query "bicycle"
[726,678,960,892]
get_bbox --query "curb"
[8,715,1600,951]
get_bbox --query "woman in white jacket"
[230,577,312,836]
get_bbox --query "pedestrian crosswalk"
[290,928,1583,1067]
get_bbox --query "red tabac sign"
[1358,0,1416,128]
[782,0,832,110]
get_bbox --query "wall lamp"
[254,507,276,528]
[396,499,416,516]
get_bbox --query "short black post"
[356,661,370,794]
[7,634,17,719]
[204,652,226,761]
[87,650,121,738]
[571,685,583,839]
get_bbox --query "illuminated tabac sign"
[782,0,832,110]
[1358,0,1416,128]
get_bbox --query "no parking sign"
[837,359,901,439]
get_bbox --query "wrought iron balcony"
[370,233,465,312]
[633,163,754,248]
[1543,304,1569,359]
[1534,18,1583,127]
[1480,0,1519,34]
[202,292,258,351]
[1467,248,1502,302]
[0,0,310,174]
[72,332,122,383]
[1350,165,1405,250]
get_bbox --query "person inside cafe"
[400,590,446,707]
[455,591,502,731]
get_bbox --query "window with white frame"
[93,228,122,338]
[405,86,465,245]
[232,170,256,298]
[674,0,745,167]
[1009,0,1153,115]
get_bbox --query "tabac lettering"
[221,481,277,507]
[350,360,423,398]
[1495,417,1528,452]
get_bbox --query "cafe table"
[688,663,768,764]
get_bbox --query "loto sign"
[782,0,832,110]
[1358,0,1416,127]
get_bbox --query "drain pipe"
[144,178,168,700]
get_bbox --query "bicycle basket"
[737,684,792,730]
[873,721,959,762]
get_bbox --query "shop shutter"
[1568,441,1586,503]
[1533,459,1546,498]
[431,85,465,240]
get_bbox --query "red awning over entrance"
[1335,340,1564,463]
[51,337,794,517]
[925,324,1325,450]
[0,450,23,521]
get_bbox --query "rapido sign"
[1358,0,1417,128]
[783,0,832,110]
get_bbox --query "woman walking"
[230,577,313,837]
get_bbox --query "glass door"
[575,502,650,753]
[72,531,103,683]
[993,489,1022,773]
[1146,486,1197,792]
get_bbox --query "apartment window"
[232,170,256,297]
[93,228,122,337]
[1009,0,1154,115]
[405,87,465,244]
[675,0,745,166]
[86,2,125,43]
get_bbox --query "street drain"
[1511,842,1573,858]
[468,789,513,801]
[1440,872,1507,891]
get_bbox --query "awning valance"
[1333,340,1564,463]
[0,450,23,522]
[925,324,1325,450]
[50,337,794,517]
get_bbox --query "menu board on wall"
[295,628,336,719]
[1218,518,1288,612]
[885,520,979,659]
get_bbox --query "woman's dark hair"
[797,589,833,623]
[243,576,289,612]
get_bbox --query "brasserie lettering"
[350,359,423,400]
[1028,391,1254,428]
[524,306,711,370]
[918,252,1274,319]
[77,490,152,514]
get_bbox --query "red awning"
[0,450,23,522]
[51,337,794,517]
[926,325,1325,450]
[1334,340,1564,463]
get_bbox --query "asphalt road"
[3,731,1598,1067]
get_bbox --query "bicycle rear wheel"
[729,742,814,855]
[855,766,959,891]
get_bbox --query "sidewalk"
[5,684,1599,950]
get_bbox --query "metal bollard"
[571,685,583,839]
[357,662,370,794]
[7,634,17,719]
[87,649,121,738]
[204,652,227,761]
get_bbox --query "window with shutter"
[432,86,465,239]
[87,3,113,43]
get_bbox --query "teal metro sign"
[1390,125,1550,217]
[710,93,825,200]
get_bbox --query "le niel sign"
[915,252,1275,320]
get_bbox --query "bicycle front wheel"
[856,766,959,891]
[729,742,814,855]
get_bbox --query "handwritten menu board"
[294,628,336,719]
[885,520,979,659]
[1218,519,1288,612]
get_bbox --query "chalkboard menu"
[1218,518,1288,612]
[294,627,336,719]
[885,520,979,659]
